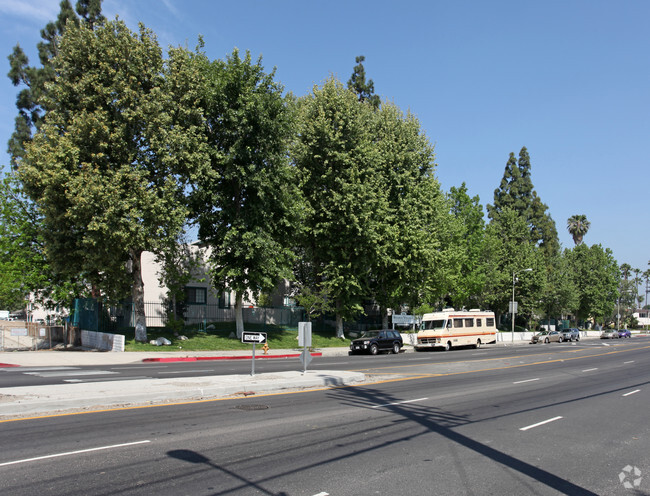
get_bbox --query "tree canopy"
[191,48,299,337]
[19,19,206,341]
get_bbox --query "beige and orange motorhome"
[415,308,497,351]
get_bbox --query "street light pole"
[512,268,532,343]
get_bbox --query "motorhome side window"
[486,318,495,327]
[453,318,463,328]
[476,319,482,326]
[464,318,474,327]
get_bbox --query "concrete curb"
[142,352,324,363]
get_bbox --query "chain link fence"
[0,321,69,351]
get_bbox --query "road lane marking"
[64,376,149,383]
[0,440,151,467]
[110,366,168,370]
[158,369,214,374]
[624,361,635,364]
[623,390,641,397]
[372,397,428,409]
[24,370,119,378]
[520,416,563,431]
[312,492,329,496]
[582,368,598,372]
[513,378,540,384]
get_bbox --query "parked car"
[618,329,632,338]
[530,330,562,344]
[560,328,580,342]
[600,329,620,339]
[349,329,403,355]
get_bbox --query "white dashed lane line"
[519,416,564,431]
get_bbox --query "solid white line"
[582,368,598,372]
[513,378,540,384]
[520,416,563,431]
[0,440,151,467]
[623,390,641,397]
[110,366,167,370]
[312,492,329,496]
[372,397,428,409]
[624,361,635,364]
[64,376,149,383]
[158,370,213,374]
[24,370,118,378]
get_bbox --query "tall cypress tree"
[347,55,381,109]
[7,0,104,167]
[487,146,558,255]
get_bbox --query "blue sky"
[1,0,649,289]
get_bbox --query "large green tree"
[192,49,299,338]
[0,173,46,309]
[446,183,486,309]
[566,243,619,325]
[481,207,544,325]
[368,102,450,325]
[19,19,206,342]
[7,0,104,167]
[538,251,579,324]
[293,77,380,337]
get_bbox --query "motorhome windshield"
[421,319,446,330]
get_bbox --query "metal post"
[510,270,517,344]
[512,268,532,343]
[251,343,256,376]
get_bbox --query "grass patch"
[118,323,351,352]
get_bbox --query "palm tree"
[567,214,590,245]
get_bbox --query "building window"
[283,296,296,307]
[186,287,207,305]
[218,292,231,309]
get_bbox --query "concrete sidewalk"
[0,347,364,418]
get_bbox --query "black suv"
[349,330,403,355]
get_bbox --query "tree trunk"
[335,300,345,339]
[131,249,147,343]
[235,292,244,338]
[335,313,345,339]
[381,306,389,329]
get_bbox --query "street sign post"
[241,332,267,376]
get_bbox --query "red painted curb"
[142,352,323,363]
[0,363,19,368]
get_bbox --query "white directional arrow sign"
[241,332,267,344]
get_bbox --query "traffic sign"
[241,332,267,344]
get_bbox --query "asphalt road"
[0,338,639,387]
[1,339,649,495]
